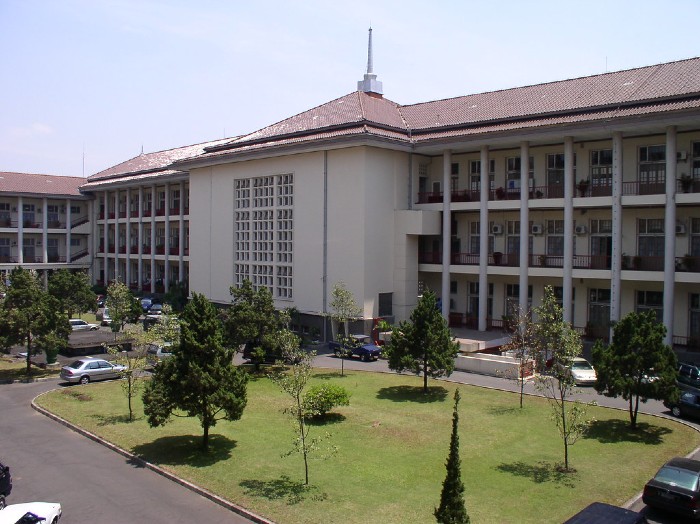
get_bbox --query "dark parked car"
[140,297,153,313]
[678,362,700,392]
[0,461,11,509]
[643,457,700,520]
[329,334,382,362]
[666,391,700,420]
[564,502,644,524]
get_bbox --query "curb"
[31,390,275,524]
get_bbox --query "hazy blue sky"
[1,0,698,177]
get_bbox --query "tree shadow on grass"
[130,434,236,467]
[376,385,448,403]
[486,405,523,416]
[312,372,350,380]
[240,475,327,505]
[305,413,346,426]
[496,461,578,488]
[584,419,671,445]
[94,413,135,426]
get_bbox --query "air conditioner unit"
[531,224,543,235]
[678,150,688,161]
[676,222,687,235]
[575,224,588,235]
[491,223,504,235]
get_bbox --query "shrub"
[303,384,350,417]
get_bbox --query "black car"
[0,461,11,509]
[643,457,700,520]
[667,391,700,420]
[678,362,700,392]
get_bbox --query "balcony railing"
[676,256,700,272]
[622,181,666,196]
[155,245,165,255]
[169,247,179,256]
[0,256,18,263]
[70,249,89,262]
[130,245,139,254]
[130,209,139,218]
[169,207,180,215]
[118,246,126,254]
[155,208,166,217]
[622,255,664,271]
[143,209,152,218]
[71,215,89,228]
[142,245,151,254]
[47,255,67,263]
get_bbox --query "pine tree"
[435,389,469,524]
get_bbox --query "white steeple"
[357,27,383,97]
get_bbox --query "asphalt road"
[0,380,257,524]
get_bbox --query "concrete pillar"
[17,196,23,264]
[519,142,529,315]
[65,198,71,263]
[138,186,143,291]
[41,198,48,263]
[150,184,156,294]
[663,126,677,347]
[610,132,623,338]
[164,183,170,293]
[478,145,489,331]
[125,188,131,287]
[563,137,574,323]
[441,150,451,319]
[179,181,185,283]
[102,190,109,283]
[113,192,119,281]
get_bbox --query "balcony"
[130,210,139,218]
[169,207,180,215]
[119,211,127,219]
[108,244,115,253]
[98,243,104,253]
[23,220,40,228]
[0,256,18,263]
[169,246,179,256]
[155,208,166,217]
[47,254,67,263]
[155,245,165,255]
[142,245,151,254]
[622,181,666,196]
[108,212,115,219]
[622,255,664,271]
[130,245,139,254]
[676,256,700,273]
[118,246,126,254]
[184,207,189,215]
[143,209,152,218]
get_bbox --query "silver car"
[60,357,126,385]
[69,319,99,331]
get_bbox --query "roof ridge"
[0,171,84,180]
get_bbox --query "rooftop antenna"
[357,26,383,97]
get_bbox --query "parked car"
[147,303,163,316]
[69,319,99,331]
[146,342,173,368]
[565,357,597,386]
[0,501,61,524]
[678,362,700,392]
[329,334,382,362]
[666,391,700,421]
[98,307,112,326]
[0,462,11,509]
[60,357,126,385]
[563,502,644,524]
[140,297,153,313]
[643,457,700,520]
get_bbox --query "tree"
[329,281,362,341]
[269,347,336,485]
[435,389,469,524]
[501,305,536,408]
[0,267,70,372]
[224,279,277,355]
[142,293,248,450]
[48,269,95,318]
[385,291,459,393]
[532,286,589,472]
[592,311,679,429]
[105,280,139,333]
[109,343,148,422]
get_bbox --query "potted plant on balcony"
[538,254,547,267]
[683,254,697,271]
[495,187,506,200]
[577,178,590,197]
[492,251,503,265]
[680,173,693,193]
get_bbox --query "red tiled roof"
[87,138,231,182]
[0,172,86,196]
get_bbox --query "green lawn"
[36,370,700,523]
[0,356,61,381]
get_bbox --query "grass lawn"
[0,356,61,382]
[36,370,700,523]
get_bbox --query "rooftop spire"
[357,27,383,97]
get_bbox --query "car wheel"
[79,375,90,385]
[362,354,370,362]
[0,495,5,509]
[672,406,682,417]
[91,326,98,330]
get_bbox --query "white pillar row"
[65,198,71,263]
[102,190,108,284]
[663,126,677,347]
[150,184,156,294]
[137,186,144,291]
[164,183,170,293]
[41,198,48,263]
[441,150,452,319]
[113,191,119,281]
[178,181,185,284]
[610,132,624,338]
[478,145,489,332]
[125,188,131,287]
[17,196,23,264]
[519,142,530,316]
[562,137,574,323]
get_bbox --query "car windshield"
[68,360,85,369]
[655,465,700,491]
[572,361,593,370]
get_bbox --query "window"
[506,156,534,192]
[171,189,180,212]
[70,205,81,215]
[546,219,565,256]
[0,238,10,259]
[505,284,532,317]
[144,192,152,212]
[691,219,700,257]
[639,145,666,192]
[469,160,495,193]
[467,282,493,320]
[22,204,35,225]
[638,218,665,259]
[378,292,393,317]
[692,142,700,182]
[690,294,700,343]
[588,288,610,331]
[0,203,9,223]
[469,221,494,254]
[47,204,59,225]
[70,238,81,247]
[591,149,612,192]
[636,290,663,322]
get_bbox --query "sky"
[1,0,699,178]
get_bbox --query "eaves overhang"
[80,170,189,192]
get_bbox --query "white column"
[164,183,170,293]
[519,142,529,315]
[41,198,48,263]
[610,132,623,337]
[150,184,156,294]
[663,126,677,346]
[478,145,489,331]
[65,198,71,263]
[17,196,23,264]
[125,188,131,287]
[441,150,451,319]
[178,181,185,283]
[102,191,109,283]
[113,192,119,281]
[563,137,574,323]
[138,186,144,291]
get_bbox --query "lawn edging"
[31,389,275,524]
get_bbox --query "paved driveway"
[0,380,256,524]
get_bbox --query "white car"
[567,357,597,386]
[69,319,99,331]
[0,502,61,524]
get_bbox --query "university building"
[2,44,700,349]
